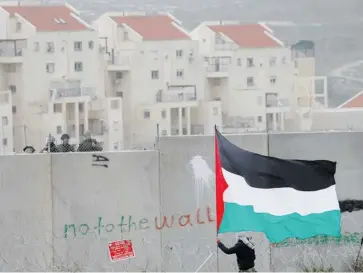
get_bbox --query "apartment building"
[0,3,123,152]
[93,12,222,148]
[286,40,328,131]
[191,21,294,132]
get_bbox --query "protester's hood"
[237,232,255,250]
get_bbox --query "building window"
[111,100,120,109]
[213,107,218,115]
[151,70,159,80]
[176,49,183,58]
[5,64,16,73]
[270,57,277,67]
[247,58,254,67]
[46,42,54,53]
[214,78,221,86]
[237,58,242,66]
[182,108,185,117]
[2,116,8,126]
[151,50,158,60]
[176,69,184,79]
[124,31,129,40]
[56,126,62,134]
[46,63,55,73]
[9,85,16,93]
[74,62,83,72]
[88,41,94,49]
[270,76,277,84]
[16,22,21,32]
[188,49,194,60]
[74,41,82,51]
[144,110,150,119]
[161,129,167,136]
[2,138,7,146]
[282,56,287,64]
[34,42,39,52]
[247,77,255,86]
[258,116,263,123]
[116,91,123,97]
[161,109,166,119]
[215,33,225,44]
[78,103,84,112]
[53,103,62,113]
[12,106,16,114]
[115,72,123,79]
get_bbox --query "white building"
[0,3,123,152]
[93,13,222,149]
[191,21,294,133]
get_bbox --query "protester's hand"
[216,238,220,244]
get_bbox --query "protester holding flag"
[217,233,256,272]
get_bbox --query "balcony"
[215,42,238,51]
[49,87,96,101]
[223,116,255,130]
[266,96,290,113]
[0,39,26,63]
[206,64,229,78]
[108,49,130,71]
[155,86,197,104]
[205,57,230,78]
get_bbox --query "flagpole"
[266,122,273,271]
[215,125,220,272]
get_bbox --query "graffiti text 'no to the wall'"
[64,206,214,238]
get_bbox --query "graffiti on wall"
[64,206,215,238]
[92,154,109,168]
[272,232,363,248]
[189,155,215,206]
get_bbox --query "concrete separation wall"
[0,131,361,271]
[0,154,52,271]
[51,151,161,271]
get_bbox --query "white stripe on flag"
[222,168,340,216]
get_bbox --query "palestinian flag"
[215,128,341,243]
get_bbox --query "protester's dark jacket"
[218,240,255,270]
[77,139,102,152]
[40,142,59,153]
[57,143,75,153]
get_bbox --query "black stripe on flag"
[216,128,336,192]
